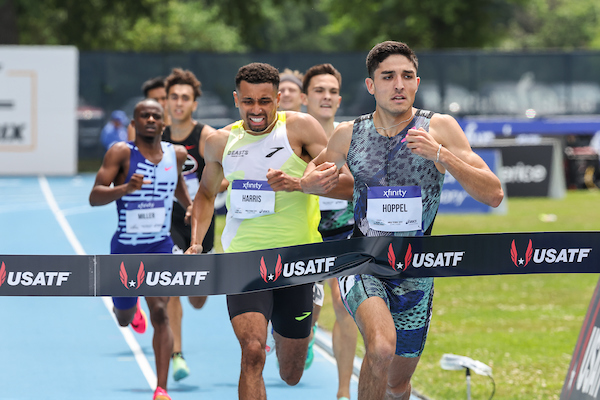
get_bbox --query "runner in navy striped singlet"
[90,99,192,400]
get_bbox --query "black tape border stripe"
[0,231,598,296]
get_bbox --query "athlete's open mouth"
[249,116,265,126]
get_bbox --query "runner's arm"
[406,114,503,207]
[89,142,146,206]
[173,144,193,223]
[198,124,218,159]
[266,112,329,192]
[301,121,353,200]
[173,144,192,208]
[186,130,227,254]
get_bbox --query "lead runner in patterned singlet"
[301,41,503,400]
[341,109,442,358]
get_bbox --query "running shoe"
[304,324,317,370]
[131,298,147,334]
[153,386,171,400]
[265,321,275,356]
[172,352,190,381]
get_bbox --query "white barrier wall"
[0,46,78,175]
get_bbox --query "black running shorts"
[170,201,215,253]
[226,283,313,339]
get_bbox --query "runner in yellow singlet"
[186,62,353,400]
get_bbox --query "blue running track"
[0,174,364,400]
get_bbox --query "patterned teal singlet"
[339,109,444,357]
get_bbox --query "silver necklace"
[374,114,413,132]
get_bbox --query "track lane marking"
[38,175,158,389]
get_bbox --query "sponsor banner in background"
[458,118,600,137]
[499,144,553,197]
[439,149,501,214]
[0,231,598,296]
[561,277,600,399]
[0,46,78,175]
[479,138,566,198]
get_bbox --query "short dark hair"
[302,63,342,94]
[165,68,202,99]
[141,76,165,98]
[235,63,280,91]
[366,41,419,78]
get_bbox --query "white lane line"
[38,175,158,389]
[38,175,86,256]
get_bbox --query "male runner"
[161,67,219,381]
[301,41,504,400]
[263,66,306,356]
[302,63,358,400]
[186,62,352,400]
[90,99,191,400]
[278,68,304,112]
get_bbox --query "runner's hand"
[185,244,203,255]
[266,168,300,192]
[126,173,150,194]
[300,162,338,195]
[405,127,440,161]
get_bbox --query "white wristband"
[436,144,442,163]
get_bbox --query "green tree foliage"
[5,0,600,51]
[249,0,353,52]
[118,1,247,52]
[500,0,600,50]
[319,0,523,49]
[14,0,156,49]
[201,0,351,52]
[9,0,247,51]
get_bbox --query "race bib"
[230,180,275,219]
[366,186,422,232]
[125,200,166,233]
[319,196,348,211]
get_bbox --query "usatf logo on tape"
[118,261,209,289]
[510,239,592,267]
[0,261,71,287]
[259,255,336,283]
[388,243,465,270]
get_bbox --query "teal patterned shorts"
[338,274,434,357]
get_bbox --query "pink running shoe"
[131,298,147,334]
[153,386,171,400]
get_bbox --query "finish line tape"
[0,231,598,296]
